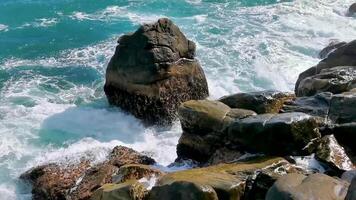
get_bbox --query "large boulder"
[112,164,163,183]
[21,146,155,200]
[296,66,356,97]
[104,18,209,124]
[328,90,356,123]
[150,157,294,200]
[219,90,294,114]
[176,100,255,163]
[227,112,322,155]
[319,40,347,59]
[266,173,349,200]
[92,181,148,200]
[295,40,356,96]
[281,92,332,119]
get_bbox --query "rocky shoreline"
[20,5,356,200]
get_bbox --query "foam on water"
[1,0,356,199]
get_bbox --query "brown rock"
[113,164,164,183]
[104,18,209,124]
[20,161,90,200]
[219,90,294,114]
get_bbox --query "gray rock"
[329,90,356,123]
[346,177,356,200]
[219,90,294,114]
[266,173,349,200]
[227,112,322,155]
[323,123,356,165]
[342,170,356,183]
[296,40,356,95]
[315,135,354,171]
[281,92,332,119]
[319,40,347,59]
[348,3,356,16]
[104,18,209,124]
[296,66,356,97]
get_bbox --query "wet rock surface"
[104,18,209,124]
[319,40,347,59]
[266,173,349,200]
[152,157,295,200]
[20,146,155,200]
[296,40,356,96]
[315,135,354,171]
[92,181,148,200]
[227,112,322,155]
[281,92,332,119]
[219,90,294,114]
[296,66,356,97]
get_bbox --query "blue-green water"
[0,0,355,199]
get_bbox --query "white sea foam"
[70,6,163,24]
[0,24,8,32]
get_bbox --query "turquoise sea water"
[0,0,356,199]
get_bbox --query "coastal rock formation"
[20,161,90,200]
[296,40,356,96]
[176,100,256,163]
[219,90,294,114]
[328,90,356,123]
[69,146,155,200]
[348,3,356,16]
[315,135,354,171]
[20,146,155,200]
[150,157,294,200]
[346,177,356,200]
[266,173,350,200]
[227,112,322,155]
[319,40,346,59]
[281,92,332,119]
[104,18,209,124]
[296,66,356,97]
[92,181,148,200]
[113,164,163,183]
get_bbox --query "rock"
[281,92,332,119]
[176,100,232,162]
[108,146,156,167]
[178,100,231,134]
[152,157,293,200]
[219,90,294,114]
[92,181,148,200]
[104,18,209,124]
[315,135,354,171]
[296,66,356,97]
[176,100,257,163]
[266,173,350,200]
[319,40,347,59]
[113,164,163,183]
[348,3,356,16]
[329,90,356,123]
[69,146,156,200]
[296,40,356,95]
[346,177,356,200]
[342,170,356,183]
[227,112,322,155]
[323,123,356,165]
[205,147,244,166]
[149,181,218,200]
[20,161,90,200]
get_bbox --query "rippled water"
[0,0,356,199]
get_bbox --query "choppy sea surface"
[1,0,356,199]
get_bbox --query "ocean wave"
[69,5,164,24]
